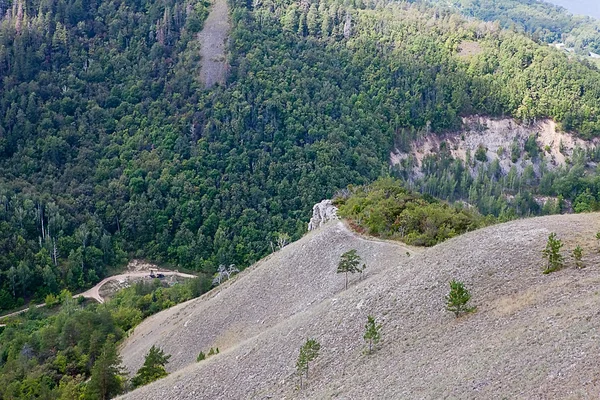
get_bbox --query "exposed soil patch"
[198,0,230,88]
[457,40,483,57]
[392,116,600,176]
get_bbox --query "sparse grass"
[120,214,600,400]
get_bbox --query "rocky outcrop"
[308,199,338,231]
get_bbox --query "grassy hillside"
[120,214,600,399]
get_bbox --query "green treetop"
[445,280,476,318]
[337,249,365,290]
[363,315,382,354]
[132,345,171,388]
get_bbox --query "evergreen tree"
[86,336,125,400]
[572,245,584,269]
[337,249,363,289]
[131,345,171,388]
[445,280,476,318]
[542,233,564,274]
[363,315,382,354]
[296,338,321,388]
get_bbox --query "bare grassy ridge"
[120,215,600,399]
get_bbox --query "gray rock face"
[308,199,339,231]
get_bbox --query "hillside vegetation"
[120,214,600,399]
[336,178,491,246]
[0,277,210,399]
[393,115,600,219]
[427,0,600,54]
[3,0,600,310]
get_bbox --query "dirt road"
[198,0,230,88]
[0,270,196,322]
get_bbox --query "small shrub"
[197,352,206,362]
[363,315,382,354]
[45,294,59,308]
[475,145,487,162]
[511,139,520,163]
[445,280,475,317]
[296,338,320,389]
[542,232,564,274]
[524,134,539,160]
[572,245,584,269]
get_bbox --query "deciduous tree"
[363,315,381,354]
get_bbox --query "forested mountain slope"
[545,0,600,20]
[428,0,600,53]
[120,214,600,399]
[3,0,600,309]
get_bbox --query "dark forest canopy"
[1,0,600,309]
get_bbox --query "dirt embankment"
[198,0,230,88]
[120,214,600,399]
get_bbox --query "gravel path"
[79,271,196,304]
[120,214,600,399]
[198,0,230,88]
[0,270,196,322]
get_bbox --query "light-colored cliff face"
[391,116,600,176]
[307,199,339,231]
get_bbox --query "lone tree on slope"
[296,338,321,389]
[363,315,382,354]
[542,232,564,274]
[132,345,171,388]
[212,264,240,286]
[337,249,366,289]
[572,245,584,269]
[445,280,476,318]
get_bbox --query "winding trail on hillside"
[198,0,230,88]
[0,270,196,323]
